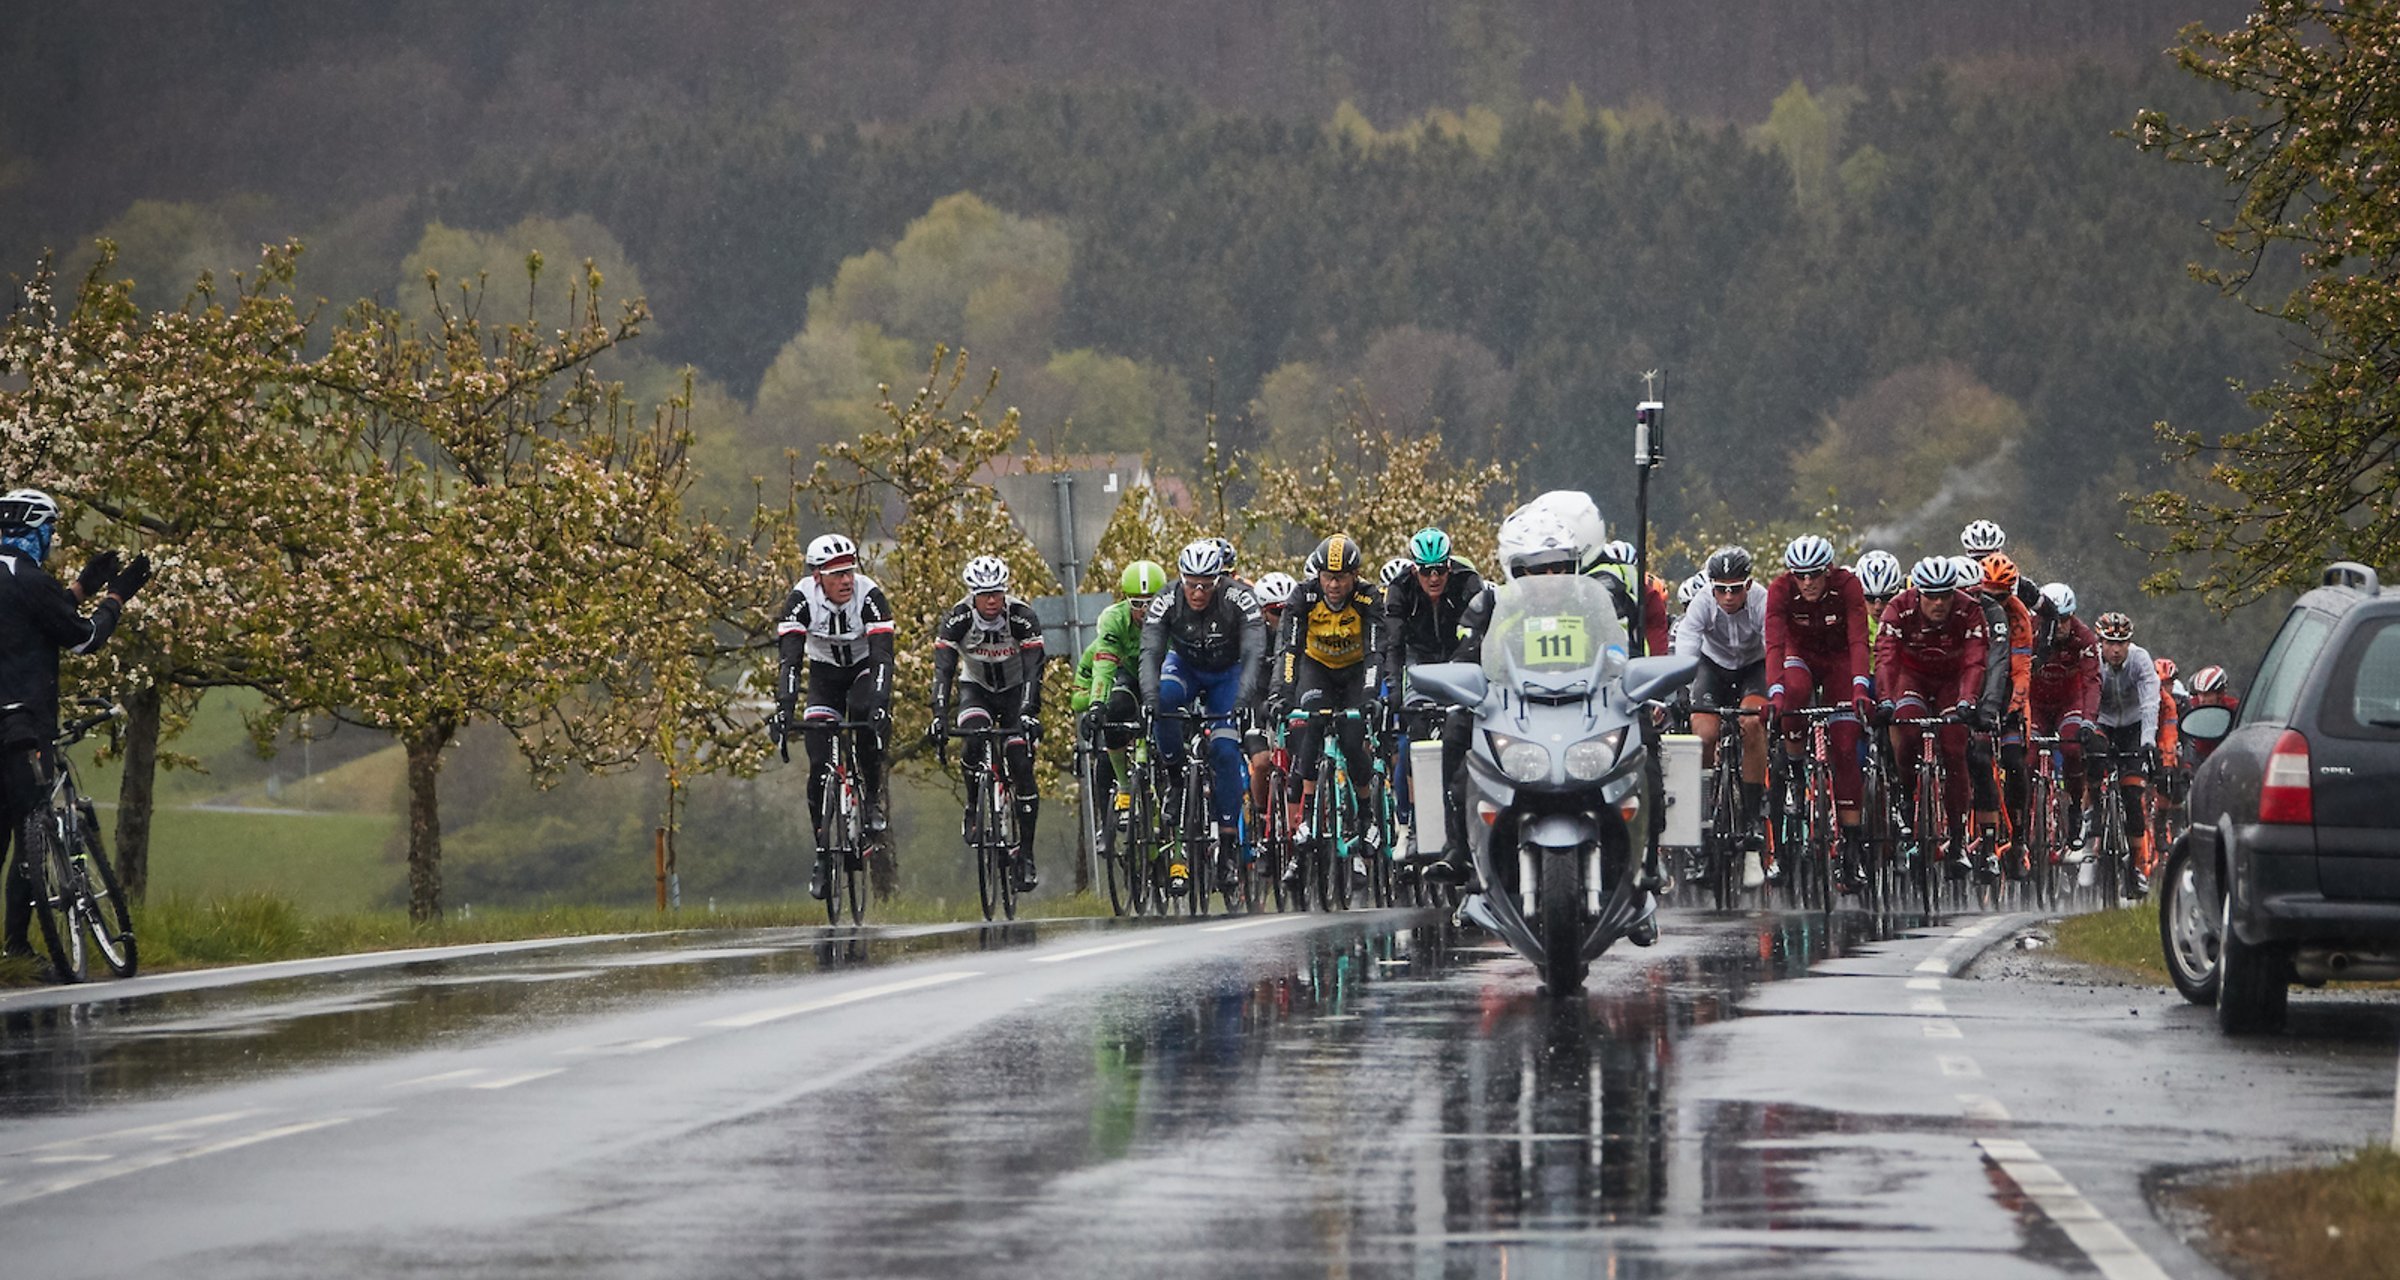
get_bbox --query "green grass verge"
[86,888,1115,977]
[2185,1146,2400,1280]
[2050,904,2168,983]
[131,808,399,914]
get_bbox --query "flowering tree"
[1246,420,1515,573]
[0,244,329,896]
[2132,0,2400,602]
[273,258,743,921]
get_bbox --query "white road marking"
[1200,917,1289,933]
[0,1115,358,1208]
[1028,939,1162,964]
[1938,1054,1982,1077]
[1906,976,1944,991]
[470,1068,565,1091]
[28,1153,114,1164]
[388,1068,487,1088]
[1911,996,1948,1014]
[702,970,981,1028]
[1921,1019,1964,1039]
[558,1036,688,1057]
[22,1108,264,1152]
[1978,1139,2174,1280]
[1957,1094,2012,1122]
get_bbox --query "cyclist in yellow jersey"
[1267,533,1383,855]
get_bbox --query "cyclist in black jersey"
[929,555,1048,892]
[773,533,896,901]
[1268,534,1383,863]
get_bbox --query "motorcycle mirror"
[1405,661,1487,709]
[2180,704,2233,744]
[1620,654,1700,705]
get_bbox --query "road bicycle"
[1285,704,1390,913]
[2024,733,2072,910]
[1772,705,1849,914]
[785,714,876,926]
[1890,714,1960,915]
[1156,707,1245,916]
[20,697,136,981]
[1694,703,1767,909]
[942,723,1029,922]
[1249,727,1296,913]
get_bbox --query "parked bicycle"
[20,696,136,981]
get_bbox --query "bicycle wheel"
[1321,759,1352,912]
[1265,770,1291,913]
[1181,763,1208,918]
[1808,760,1837,913]
[74,816,136,978]
[40,812,87,982]
[1101,776,1129,918]
[842,780,867,926]
[972,782,1000,922]
[994,777,1019,922]
[1913,760,1941,916]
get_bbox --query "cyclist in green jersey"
[1073,562,1169,824]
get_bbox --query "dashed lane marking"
[1028,939,1162,964]
[1978,1138,2174,1280]
[1911,996,1948,1014]
[1921,1019,1964,1039]
[1957,1094,2012,1122]
[1200,916,1291,933]
[388,1068,487,1088]
[1907,977,1944,991]
[21,1109,264,1153]
[470,1068,566,1091]
[0,1115,360,1208]
[702,970,982,1028]
[559,1036,688,1057]
[1938,1054,1983,1078]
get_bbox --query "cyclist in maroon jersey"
[1873,556,1992,876]
[1763,535,1873,890]
[2024,582,2103,852]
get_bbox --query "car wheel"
[2159,839,2219,1006]
[2216,875,2288,1035]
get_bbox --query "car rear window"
[2243,607,2333,728]
[2322,617,2400,739]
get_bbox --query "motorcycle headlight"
[1489,733,1552,784]
[1563,729,1627,781]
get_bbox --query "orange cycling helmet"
[1979,552,2019,594]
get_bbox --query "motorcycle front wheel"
[1537,850,1589,995]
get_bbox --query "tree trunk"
[404,725,450,923]
[113,683,163,901]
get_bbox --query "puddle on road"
[529,908,1991,1279]
[0,916,1116,1117]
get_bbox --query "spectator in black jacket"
[0,488,149,962]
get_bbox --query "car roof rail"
[2323,561,2381,594]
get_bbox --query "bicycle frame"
[943,724,1024,922]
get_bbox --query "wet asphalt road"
[1,903,2395,1278]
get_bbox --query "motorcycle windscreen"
[1479,575,1631,699]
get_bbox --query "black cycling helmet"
[1705,545,1753,585]
[1305,533,1363,578]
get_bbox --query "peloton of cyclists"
[1762,535,1873,890]
[1140,540,1269,897]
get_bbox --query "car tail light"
[2259,729,2313,825]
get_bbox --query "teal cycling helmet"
[1409,527,1452,568]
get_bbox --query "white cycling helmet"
[1517,490,1606,572]
[1253,571,1297,607]
[1177,539,1227,579]
[1909,555,1962,594]
[1208,536,1239,576]
[1949,554,1981,589]
[2040,581,2078,617]
[1961,518,2007,555]
[0,488,60,531]
[805,533,859,571]
[1783,534,1836,573]
[961,554,1011,593]
[1599,538,1636,566]
[1677,572,1708,609]
[1854,549,1903,597]
[1379,556,1412,589]
[1497,507,1581,581]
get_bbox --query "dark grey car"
[2163,561,2400,1034]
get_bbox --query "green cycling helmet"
[1409,527,1452,568]
[1120,559,1169,596]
